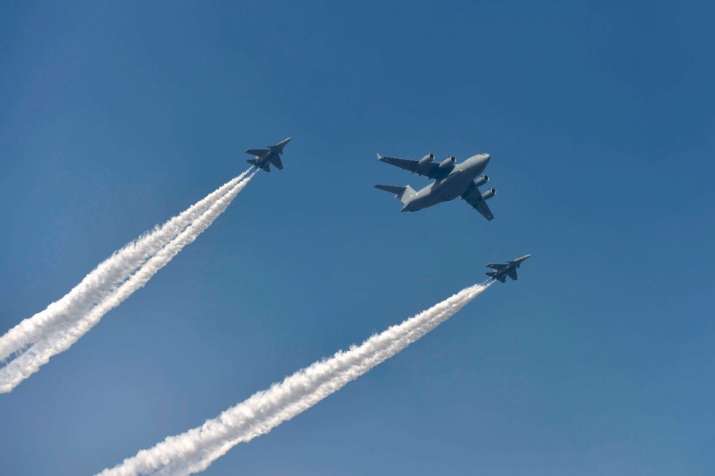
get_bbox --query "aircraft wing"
[461,187,495,221]
[246,148,269,157]
[378,155,444,180]
[269,155,284,170]
[507,268,518,280]
[487,263,507,270]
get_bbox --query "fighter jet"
[245,137,291,172]
[485,254,531,283]
[374,152,496,220]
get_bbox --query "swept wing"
[377,155,448,180]
[461,184,495,221]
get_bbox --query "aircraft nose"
[482,154,491,164]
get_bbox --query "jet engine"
[481,188,496,200]
[474,175,489,187]
[418,153,434,165]
[438,156,456,170]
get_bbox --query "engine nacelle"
[418,153,434,165]
[439,156,456,170]
[481,188,496,200]
[474,175,489,187]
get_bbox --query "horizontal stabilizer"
[375,184,407,196]
[375,184,416,206]
[247,159,270,172]
[486,271,506,283]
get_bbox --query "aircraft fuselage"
[402,154,490,212]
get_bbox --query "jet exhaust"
[0,170,256,394]
[97,281,491,476]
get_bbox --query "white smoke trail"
[98,282,490,476]
[0,170,256,394]
[0,170,251,363]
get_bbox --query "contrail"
[98,282,490,476]
[0,170,256,393]
[0,170,250,363]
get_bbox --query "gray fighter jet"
[245,137,292,172]
[375,152,495,220]
[485,254,531,283]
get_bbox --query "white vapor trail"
[98,282,490,476]
[0,170,256,394]
[0,170,250,362]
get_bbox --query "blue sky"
[1,1,713,474]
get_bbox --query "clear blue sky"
[1,1,713,474]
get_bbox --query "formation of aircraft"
[374,153,496,220]
[245,137,292,172]
[244,138,530,282]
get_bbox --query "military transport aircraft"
[485,255,531,283]
[374,152,496,220]
[245,137,291,172]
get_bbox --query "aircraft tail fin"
[375,184,416,205]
